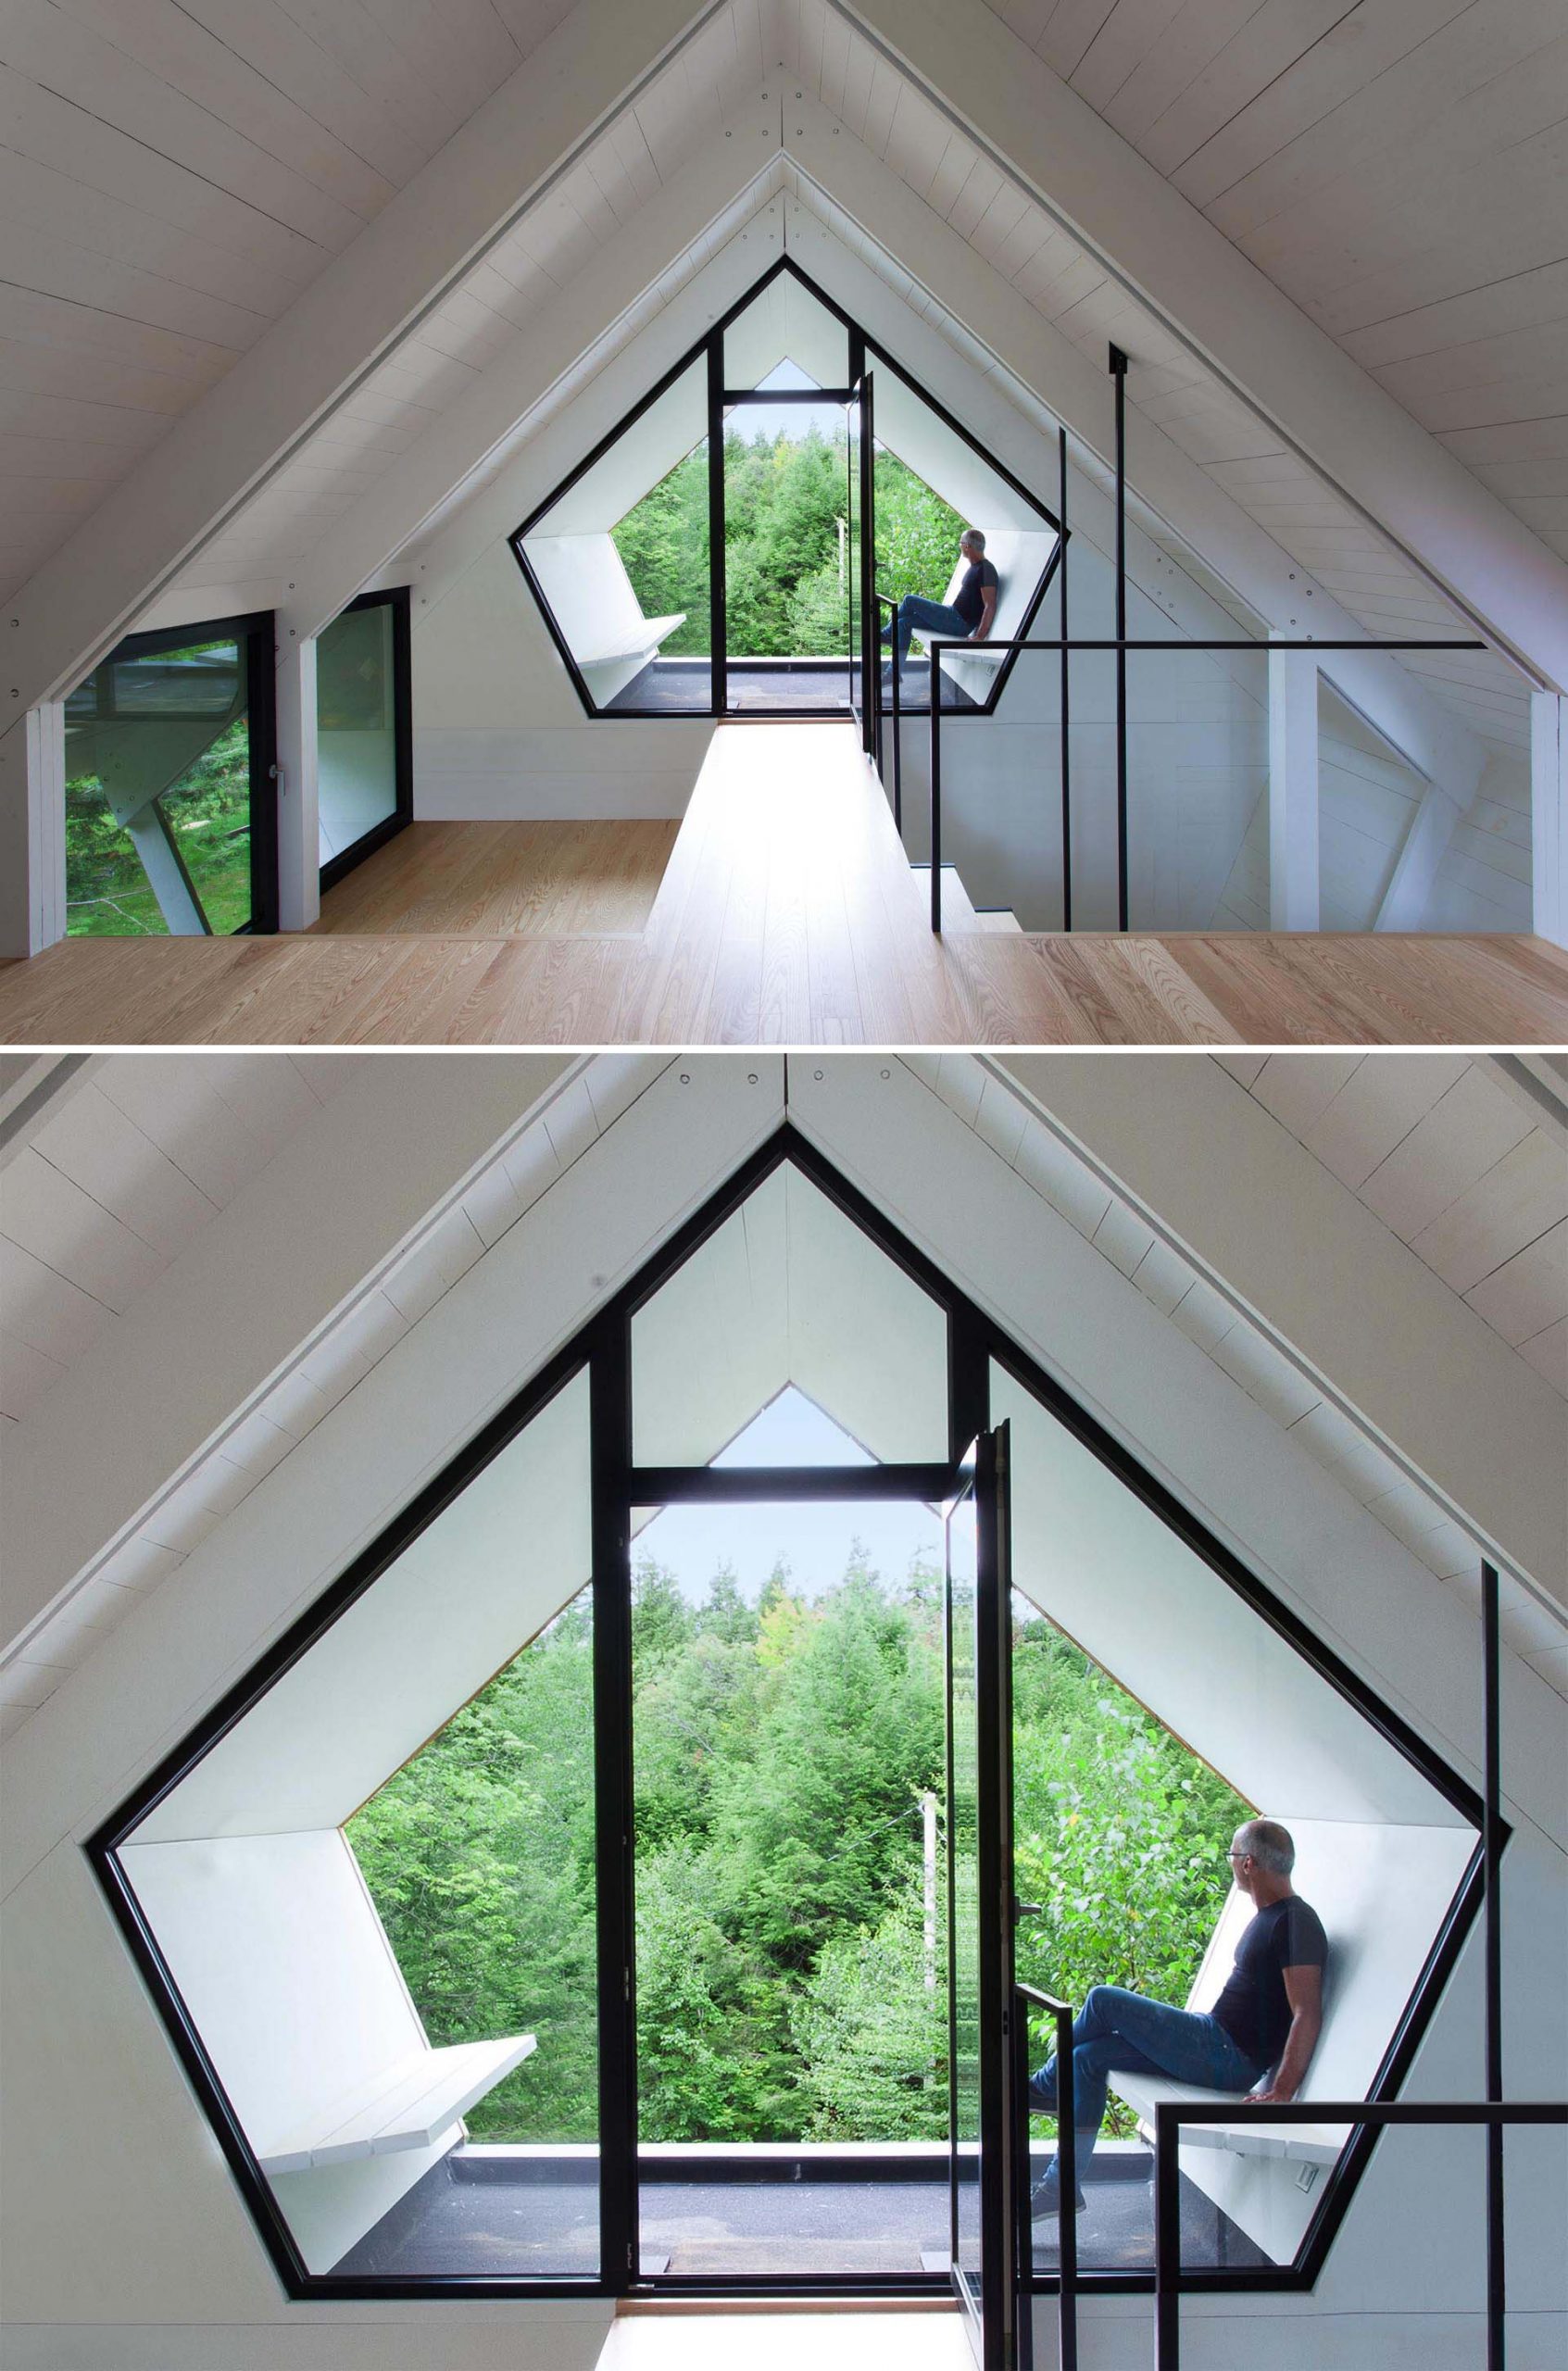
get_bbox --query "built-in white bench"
[575,613,685,672]
[523,531,689,705]
[1110,2069,1348,2169]
[258,2033,535,2176]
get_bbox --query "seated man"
[881,527,998,684]
[1028,1818,1326,2215]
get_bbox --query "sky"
[722,358,852,451]
[633,1387,944,1606]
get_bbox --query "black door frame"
[947,1424,1023,2369]
[87,1121,1487,2308]
[317,585,414,896]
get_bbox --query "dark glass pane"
[318,601,399,865]
[65,634,251,935]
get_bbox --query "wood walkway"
[4,726,1566,1046]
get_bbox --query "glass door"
[946,1425,1022,2370]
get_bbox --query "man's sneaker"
[1029,2165,1087,2219]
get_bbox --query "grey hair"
[1236,1819,1295,1875]
[961,527,986,551]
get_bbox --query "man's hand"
[1249,2081,1298,2107]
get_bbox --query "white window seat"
[576,613,685,670]
[1109,2068,1348,2168]
[258,2033,536,2176]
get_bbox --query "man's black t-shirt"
[1211,1896,1327,2070]
[952,557,999,632]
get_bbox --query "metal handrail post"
[1018,1982,1078,2371]
[1153,2100,1568,2371]
[1110,345,1129,932]
[930,642,946,931]
[1483,1561,1505,2371]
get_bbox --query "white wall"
[1426,748,1536,932]
[412,540,712,821]
[120,1829,445,2273]
[136,1372,591,1841]
[997,1364,1460,1828]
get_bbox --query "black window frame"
[65,610,279,936]
[508,257,1064,731]
[317,585,415,897]
[87,1121,1486,2308]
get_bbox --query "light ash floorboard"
[5,728,1566,1048]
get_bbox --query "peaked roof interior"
[6,0,1562,761]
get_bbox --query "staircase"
[909,863,1022,933]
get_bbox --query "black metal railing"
[1152,2099,1567,2371]
[1149,1562,1565,2371]
[1016,1981,1078,2371]
[922,633,1488,935]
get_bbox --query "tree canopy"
[346,1546,1247,2148]
[609,429,969,660]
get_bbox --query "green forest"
[610,428,967,660]
[65,713,252,937]
[347,1548,1246,2147]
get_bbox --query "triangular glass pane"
[631,1163,949,1465]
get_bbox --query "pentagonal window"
[93,1132,1479,2302]
[512,260,1061,721]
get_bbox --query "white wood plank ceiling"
[978,0,1568,574]
[0,0,1555,748]
[0,1052,366,1430]
[769,0,1538,746]
[4,1048,1561,1751]
[1214,1053,1568,1398]
[0,0,584,615]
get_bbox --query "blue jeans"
[1027,1986,1264,2179]
[881,595,970,669]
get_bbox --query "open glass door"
[947,1425,1022,2370]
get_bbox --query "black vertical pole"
[708,336,726,718]
[891,605,903,835]
[1154,2104,1181,2371]
[592,1317,637,2291]
[1055,2001,1078,2371]
[930,646,944,932]
[1110,345,1129,932]
[1483,1560,1505,2371]
[1058,427,1072,935]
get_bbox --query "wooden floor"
[314,819,676,937]
[4,726,1566,1047]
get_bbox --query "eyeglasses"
[1226,1850,1249,1863]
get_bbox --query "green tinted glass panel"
[318,601,399,866]
[65,636,250,936]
